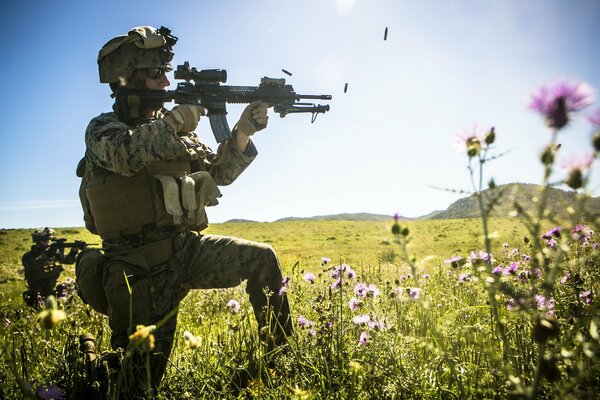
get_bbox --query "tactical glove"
[235,101,269,136]
[164,105,206,133]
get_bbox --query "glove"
[163,105,206,133]
[235,101,269,136]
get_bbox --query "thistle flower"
[297,316,315,328]
[468,250,491,264]
[542,226,562,240]
[354,283,368,298]
[128,324,156,351]
[458,273,471,283]
[367,284,380,297]
[528,80,595,129]
[562,153,595,189]
[321,257,331,265]
[408,287,421,300]
[349,297,362,311]
[492,265,503,275]
[444,255,463,268]
[303,272,316,284]
[183,331,200,349]
[580,290,593,305]
[456,127,486,158]
[358,331,369,345]
[572,224,592,241]
[352,314,370,325]
[226,299,241,314]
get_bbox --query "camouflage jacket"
[22,245,76,293]
[85,110,257,182]
[83,110,257,247]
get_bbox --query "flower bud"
[485,127,496,145]
[540,145,555,165]
[466,137,481,158]
[391,222,400,235]
[565,169,583,190]
[592,131,600,152]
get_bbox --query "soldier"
[76,26,292,397]
[22,227,79,307]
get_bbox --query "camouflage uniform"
[82,109,292,393]
[22,243,77,306]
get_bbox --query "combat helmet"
[98,26,178,85]
[32,227,55,243]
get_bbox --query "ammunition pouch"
[85,160,220,241]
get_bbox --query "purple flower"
[458,273,470,283]
[331,278,342,290]
[359,331,369,345]
[349,297,362,311]
[588,108,600,127]
[528,80,595,129]
[303,272,316,284]
[330,264,355,280]
[308,329,316,337]
[422,274,430,279]
[469,250,491,264]
[321,257,331,265]
[456,126,487,158]
[367,284,380,298]
[546,239,557,249]
[492,265,503,275]
[535,295,556,316]
[542,226,562,240]
[393,213,400,222]
[353,314,371,325]
[572,224,592,241]
[580,290,593,305]
[507,262,519,275]
[36,384,65,400]
[278,286,287,296]
[226,300,240,314]
[408,288,421,300]
[444,255,463,268]
[297,316,315,328]
[354,283,368,298]
[560,271,571,285]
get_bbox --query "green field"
[1,217,598,399]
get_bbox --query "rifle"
[50,239,95,251]
[115,62,332,143]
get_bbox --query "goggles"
[144,68,168,79]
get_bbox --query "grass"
[1,216,597,399]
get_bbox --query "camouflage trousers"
[102,231,292,395]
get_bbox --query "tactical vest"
[78,158,211,240]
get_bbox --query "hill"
[425,183,600,220]
[275,212,396,222]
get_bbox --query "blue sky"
[1,0,599,229]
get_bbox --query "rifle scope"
[174,63,227,83]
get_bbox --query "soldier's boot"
[79,333,108,400]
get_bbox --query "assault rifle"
[50,239,94,251]
[115,62,332,143]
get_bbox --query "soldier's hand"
[163,105,207,133]
[235,101,269,137]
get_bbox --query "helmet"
[98,26,177,84]
[32,227,55,243]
